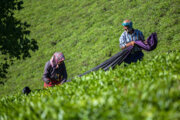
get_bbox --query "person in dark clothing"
[119,20,145,64]
[42,52,67,88]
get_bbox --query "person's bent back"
[42,52,67,88]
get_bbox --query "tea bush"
[0,51,179,120]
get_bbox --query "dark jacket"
[42,61,67,84]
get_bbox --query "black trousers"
[124,51,144,64]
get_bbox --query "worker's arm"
[119,32,126,49]
[61,62,67,84]
[42,62,51,84]
[121,41,135,50]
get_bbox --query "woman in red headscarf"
[42,52,67,88]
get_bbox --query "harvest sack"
[135,33,157,51]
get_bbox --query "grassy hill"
[0,0,180,119]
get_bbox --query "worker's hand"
[144,40,148,45]
[47,78,51,84]
[61,79,67,84]
[122,41,136,50]
[131,41,135,46]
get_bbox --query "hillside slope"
[0,0,179,97]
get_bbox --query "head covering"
[122,20,133,28]
[50,52,65,67]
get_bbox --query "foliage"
[0,0,38,80]
[0,0,179,97]
[0,51,179,120]
[0,1,179,119]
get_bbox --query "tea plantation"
[1,51,180,119]
[0,0,180,119]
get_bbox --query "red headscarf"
[50,52,65,67]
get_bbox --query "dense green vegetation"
[0,0,38,80]
[0,0,179,96]
[0,51,179,119]
[0,0,180,119]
